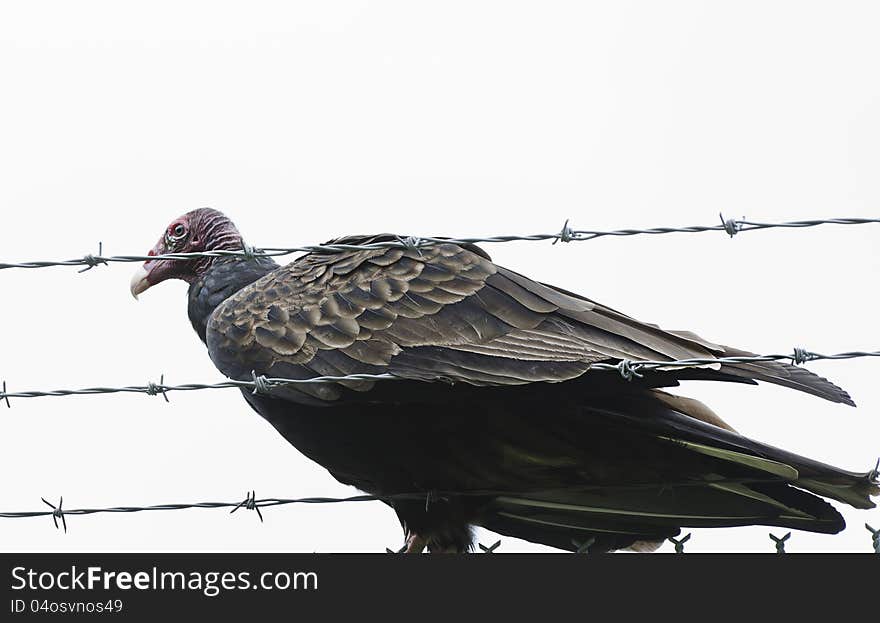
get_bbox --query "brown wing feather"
[206,236,852,405]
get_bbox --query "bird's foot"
[404,532,428,554]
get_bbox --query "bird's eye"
[173,224,186,237]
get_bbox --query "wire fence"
[2,349,879,405]
[1,215,878,272]
[2,212,880,552]
[0,490,877,553]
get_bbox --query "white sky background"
[1,1,879,554]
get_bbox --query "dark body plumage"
[185,235,877,552]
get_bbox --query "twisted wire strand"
[5,491,876,553]
[6,471,876,521]
[0,494,385,519]
[1,216,878,271]
[589,349,880,375]
[1,351,878,404]
[0,373,399,402]
[5,481,877,553]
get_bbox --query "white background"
[1,1,878,553]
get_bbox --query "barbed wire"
[0,486,763,522]
[590,349,880,379]
[1,490,877,553]
[0,350,875,403]
[1,349,877,405]
[0,492,388,521]
[0,373,398,405]
[1,215,878,272]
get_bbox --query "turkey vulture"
[131,208,877,552]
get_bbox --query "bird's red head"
[130,208,244,298]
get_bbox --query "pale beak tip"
[129,266,150,300]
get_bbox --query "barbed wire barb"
[250,372,274,396]
[790,347,817,366]
[572,537,595,554]
[769,532,791,553]
[866,524,880,554]
[868,458,880,482]
[77,242,108,273]
[145,374,169,402]
[616,359,645,381]
[719,213,743,237]
[240,244,259,261]
[669,533,691,553]
[230,491,263,522]
[41,496,67,533]
[553,219,577,244]
[2,215,879,272]
[395,235,424,258]
[386,545,408,554]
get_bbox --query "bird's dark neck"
[187,257,279,343]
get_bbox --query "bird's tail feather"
[476,390,877,552]
[479,481,846,552]
[716,346,856,406]
[639,394,879,510]
[652,335,856,406]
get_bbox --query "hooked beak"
[130,265,151,300]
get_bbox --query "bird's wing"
[205,235,851,405]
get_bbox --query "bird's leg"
[404,532,428,554]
